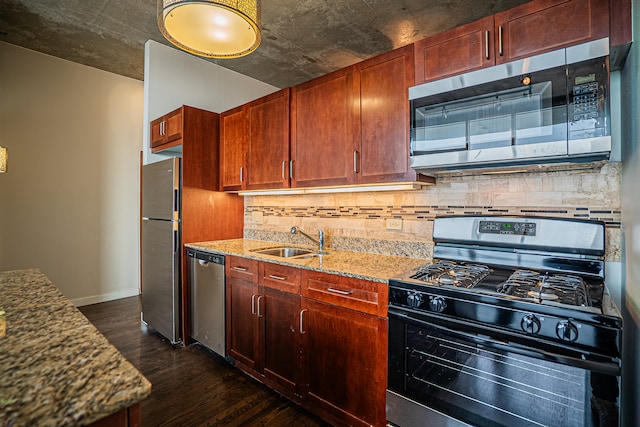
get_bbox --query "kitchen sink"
[250,246,322,258]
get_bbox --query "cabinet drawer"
[226,255,258,281]
[301,270,387,317]
[260,262,300,294]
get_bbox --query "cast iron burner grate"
[410,261,491,288]
[498,270,590,306]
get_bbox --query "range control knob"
[428,296,447,313]
[406,292,423,309]
[556,320,579,342]
[521,314,541,335]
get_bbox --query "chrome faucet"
[290,226,325,254]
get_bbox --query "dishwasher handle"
[186,249,225,266]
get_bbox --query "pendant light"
[0,146,7,173]
[158,0,261,58]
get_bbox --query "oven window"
[398,321,596,427]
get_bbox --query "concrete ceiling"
[0,0,531,88]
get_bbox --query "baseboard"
[72,289,140,307]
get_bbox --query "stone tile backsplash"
[243,162,621,261]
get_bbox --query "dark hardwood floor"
[79,296,331,427]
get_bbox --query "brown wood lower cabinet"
[225,255,387,427]
[301,297,387,427]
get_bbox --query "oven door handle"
[389,309,621,376]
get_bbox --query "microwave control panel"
[572,80,599,121]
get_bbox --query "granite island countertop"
[186,239,428,282]
[0,268,151,427]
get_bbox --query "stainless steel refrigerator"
[141,157,181,344]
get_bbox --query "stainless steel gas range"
[387,216,622,427]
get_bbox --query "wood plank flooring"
[79,296,331,427]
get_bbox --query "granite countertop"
[0,269,151,427]
[186,239,428,282]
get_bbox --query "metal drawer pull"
[232,266,248,271]
[299,309,308,334]
[268,274,287,281]
[498,25,503,56]
[327,287,353,295]
[282,161,286,180]
[251,294,256,315]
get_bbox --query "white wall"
[143,40,278,164]
[0,42,143,305]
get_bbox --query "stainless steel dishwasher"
[186,249,225,356]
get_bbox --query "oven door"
[387,310,618,427]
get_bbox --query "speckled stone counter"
[0,269,151,427]
[186,239,428,282]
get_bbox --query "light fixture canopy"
[158,0,261,59]
[0,146,7,173]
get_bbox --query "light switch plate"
[386,218,403,230]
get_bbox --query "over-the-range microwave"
[409,38,611,173]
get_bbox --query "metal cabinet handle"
[289,160,293,179]
[353,151,359,173]
[268,274,287,281]
[282,161,286,180]
[251,294,256,315]
[240,166,244,183]
[499,25,503,56]
[485,30,490,60]
[327,287,353,295]
[232,266,248,271]
[299,309,308,334]
[256,295,264,317]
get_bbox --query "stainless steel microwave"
[409,38,610,173]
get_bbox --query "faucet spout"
[291,226,325,253]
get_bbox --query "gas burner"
[410,261,491,288]
[499,270,590,306]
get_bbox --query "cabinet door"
[495,0,609,64]
[262,286,301,395]
[247,89,291,190]
[163,108,183,144]
[355,45,417,183]
[226,275,259,370]
[220,106,247,191]
[291,68,357,188]
[414,15,494,85]
[150,116,164,148]
[150,107,183,152]
[226,257,259,369]
[301,298,387,427]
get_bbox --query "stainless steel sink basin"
[250,246,322,258]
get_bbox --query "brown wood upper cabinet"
[150,107,183,152]
[291,45,417,187]
[220,88,291,191]
[291,67,357,188]
[354,45,417,184]
[414,0,610,85]
[494,0,609,64]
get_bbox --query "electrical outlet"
[251,211,264,224]
[386,218,403,231]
